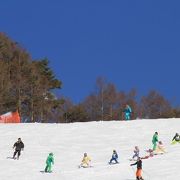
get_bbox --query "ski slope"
[0,118,180,180]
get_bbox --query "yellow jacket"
[154,144,166,154]
[81,156,91,165]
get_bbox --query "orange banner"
[0,111,20,123]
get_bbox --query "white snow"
[0,118,180,180]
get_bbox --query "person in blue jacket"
[109,150,119,164]
[123,104,132,120]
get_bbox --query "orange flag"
[0,111,20,123]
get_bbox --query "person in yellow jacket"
[154,141,166,154]
[79,153,92,168]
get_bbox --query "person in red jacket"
[130,157,144,180]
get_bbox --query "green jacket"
[46,153,54,165]
[152,134,158,144]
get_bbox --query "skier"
[13,138,24,160]
[109,150,119,164]
[154,141,166,154]
[79,153,91,168]
[152,132,158,151]
[123,104,132,120]
[45,153,54,173]
[130,157,144,180]
[132,146,140,160]
[171,133,180,144]
[141,148,154,159]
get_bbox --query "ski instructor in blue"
[123,104,132,120]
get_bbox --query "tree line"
[0,33,179,123]
[62,77,180,122]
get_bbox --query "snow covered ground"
[0,118,180,180]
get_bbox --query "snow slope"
[0,118,180,180]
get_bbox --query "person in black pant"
[13,138,24,160]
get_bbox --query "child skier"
[171,133,180,144]
[141,148,154,159]
[130,157,144,180]
[45,153,54,173]
[152,132,158,151]
[109,150,119,164]
[79,153,91,168]
[132,146,140,160]
[154,141,166,154]
[13,138,24,160]
[123,104,132,120]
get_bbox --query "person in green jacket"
[152,132,159,151]
[45,153,54,173]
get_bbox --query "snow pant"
[132,153,139,159]
[171,140,180,145]
[125,113,130,120]
[136,169,142,179]
[109,158,118,164]
[13,150,21,159]
[80,164,89,168]
[45,163,52,172]
[152,142,157,151]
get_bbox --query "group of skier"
[43,131,179,179]
[42,104,132,173]
[78,150,119,168]
[130,132,180,180]
[12,131,180,179]
[130,132,161,180]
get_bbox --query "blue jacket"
[112,152,118,159]
[124,105,132,114]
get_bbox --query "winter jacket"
[172,134,180,141]
[134,148,139,155]
[81,156,91,165]
[46,154,54,165]
[13,141,24,151]
[152,134,158,144]
[131,159,142,169]
[123,106,132,114]
[112,152,118,159]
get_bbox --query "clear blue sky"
[0,0,180,104]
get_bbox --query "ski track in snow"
[0,118,180,180]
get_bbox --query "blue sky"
[0,0,180,104]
